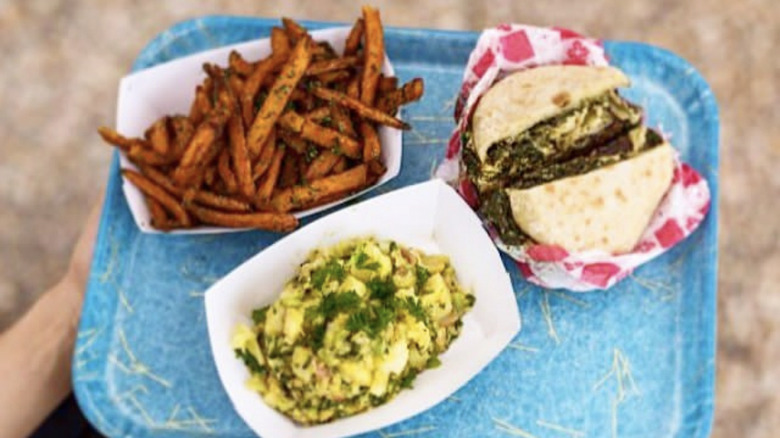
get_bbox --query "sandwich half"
[462,65,674,254]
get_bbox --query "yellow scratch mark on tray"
[111,328,172,388]
[116,285,134,313]
[114,385,149,402]
[122,397,217,433]
[515,285,532,300]
[539,292,560,344]
[75,355,99,370]
[409,115,451,122]
[99,239,120,283]
[167,404,182,423]
[508,342,539,353]
[379,425,436,437]
[77,328,97,338]
[127,394,157,426]
[440,95,457,114]
[74,372,100,381]
[630,273,676,300]
[189,290,206,298]
[493,418,538,438]
[669,240,697,270]
[428,158,439,179]
[548,289,590,308]
[76,327,103,355]
[186,406,216,433]
[535,419,585,437]
[180,264,220,285]
[593,349,641,438]
[407,138,448,145]
[448,395,462,402]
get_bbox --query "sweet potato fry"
[218,148,238,194]
[316,70,351,84]
[305,56,358,76]
[304,150,340,181]
[271,26,291,55]
[190,83,213,125]
[360,122,381,162]
[331,156,348,173]
[271,164,368,213]
[252,129,278,180]
[174,107,230,184]
[226,114,254,198]
[229,50,254,76]
[169,116,194,159]
[360,5,384,105]
[279,151,301,189]
[277,129,307,154]
[343,18,364,56]
[146,197,170,230]
[146,116,170,156]
[331,106,356,137]
[247,36,312,157]
[305,106,331,123]
[311,87,410,129]
[313,41,338,60]
[256,147,286,204]
[123,169,191,227]
[278,111,362,159]
[282,17,307,43]
[140,166,250,212]
[242,60,273,129]
[187,204,298,231]
[378,75,398,93]
[241,29,291,130]
[126,142,176,167]
[97,126,136,151]
[377,77,424,114]
[228,73,244,97]
[367,157,387,180]
[346,77,360,99]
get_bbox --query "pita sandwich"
[462,65,674,254]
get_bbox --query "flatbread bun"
[505,142,674,254]
[471,66,630,162]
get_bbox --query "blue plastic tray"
[74,16,719,438]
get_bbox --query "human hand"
[57,194,104,326]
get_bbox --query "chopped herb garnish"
[367,277,395,301]
[346,303,396,337]
[320,116,333,127]
[400,370,418,389]
[311,260,346,290]
[354,252,380,271]
[305,145,319,163]
[252,306,270,324]
[401,297,427,322]
[234,349,265,375]
[319,290,360,319]
[415,266,430,291]
[426,356,442,369]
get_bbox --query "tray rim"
[74,15,719,438]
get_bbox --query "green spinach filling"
[463,90,664,245]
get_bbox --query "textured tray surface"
[73,16,719,438]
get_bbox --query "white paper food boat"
[204,179,521,438]
[116,27,401,234]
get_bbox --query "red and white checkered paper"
[435,24,711,291]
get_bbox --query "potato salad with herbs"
[232,237,474,424]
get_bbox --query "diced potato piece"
[283,307,304,343]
